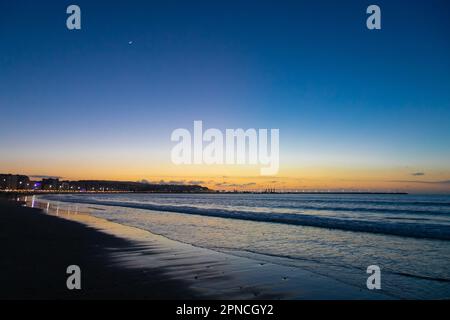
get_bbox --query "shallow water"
[39,193,450,299]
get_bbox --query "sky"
[1,0,449,193]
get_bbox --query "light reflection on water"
[27,193,450,299]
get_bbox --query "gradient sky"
[1,0,450,193]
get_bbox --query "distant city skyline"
[1,1,450,193]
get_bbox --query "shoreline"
[0,198,391,300]
[0,198,198,299]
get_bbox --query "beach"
[0,197,390,300]
[0,198,198,299]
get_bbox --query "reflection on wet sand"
[16,196,389,299]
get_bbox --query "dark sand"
[0,198,390,300]
[0,199,199,299]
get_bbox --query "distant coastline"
[0,173,210,193]
[0,190,409,196]
[0,173,409,195]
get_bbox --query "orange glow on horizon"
[1,162,446,193]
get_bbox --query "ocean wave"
[390,272,450,283]
[251,204,450,216]
[41,196,450,241]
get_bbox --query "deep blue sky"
[1,1,449,187]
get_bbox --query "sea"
[36,193,450,299]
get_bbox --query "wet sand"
[0,198,390,300]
